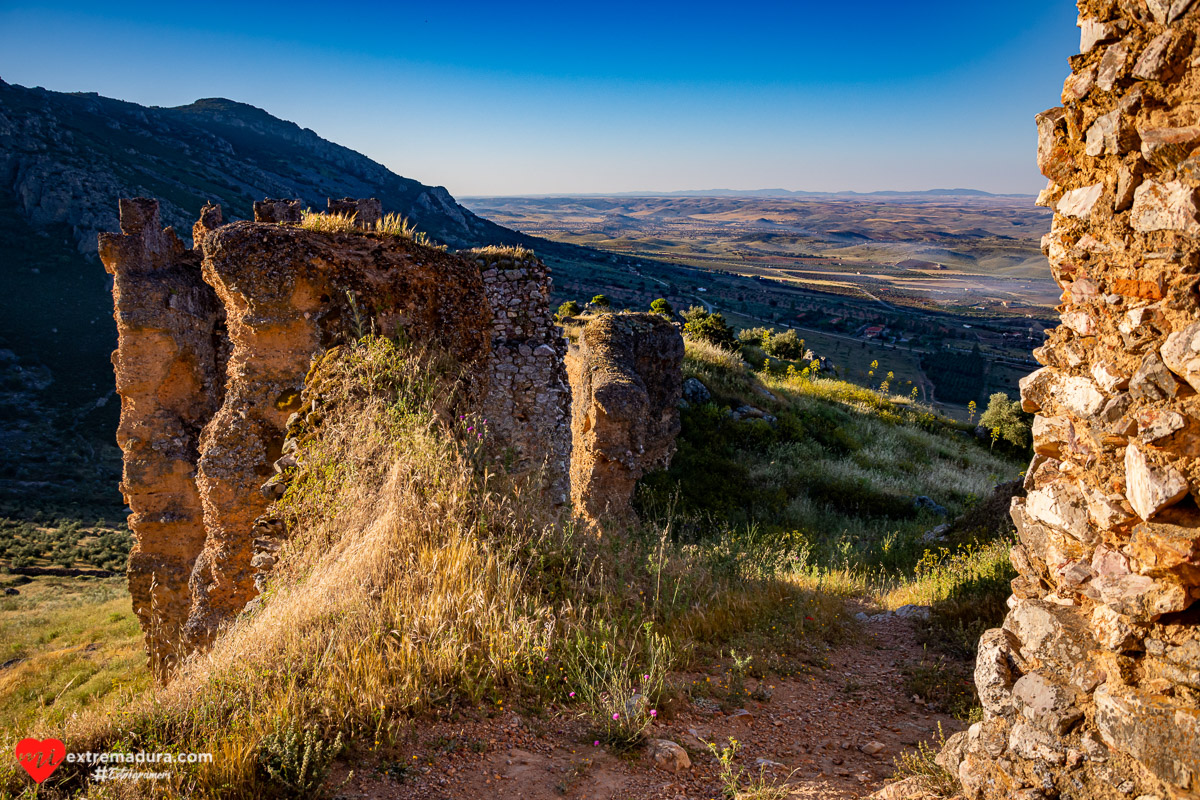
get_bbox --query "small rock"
[1131,180,1200,236]
[648,739,691,774]
[861,741,886,756]
[1124,444,1188,520]
[1161,321,1200,393]
[1056,183,1105,219]
[681,377,711,405]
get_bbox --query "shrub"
[257,722,344,799]
[737,327,772,347]
[557,300,582,319]
[762,329,804,360]
[650,298,673,317]
[590,294,611,308]
[683,310,739,351]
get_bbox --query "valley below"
[464,194,1059,421]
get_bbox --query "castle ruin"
[943,3,1200,798]
[101,197,679,674]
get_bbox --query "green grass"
[0,575,147,733]
[640,336,1019,579]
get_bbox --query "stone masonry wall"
[475,252,572,503]
[97,199,225,677]
[566,313,684,525]
[104,198,570,670]
[948,4,1200,799]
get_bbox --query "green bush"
[556,300,582,319]
[979,392,1031,451]
[737,327,772,346]
[650,298,673,317]
[590,294,611,308]
[683,310,739,351]
[763,329,804,360]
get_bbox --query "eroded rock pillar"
[98,199,224,676]
[567,313,684,524]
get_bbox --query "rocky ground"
[328,608,964,800]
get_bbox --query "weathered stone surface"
[567,313,684,525]
[326,197,381,228]
[1004,599,1096,677]
[975,628,1024,718]
[1091,604,1142,651]
[1060,375,1107,417]
[97,198,225,677]
[1019,366,1055,412]
[1134,31,1175,80]
[1131,180,1200,235]
[1096,41,1128,91]
[1125,444,1189,521]
[648,739,690,773]
[1037,107,1074,182]
[1026,481,1094,542]
[252,198,302,223]
[1136,407,1186,442]
[1008,720,1065,764]
[1162,321,1200,393]
[1130,352,1180,402]
[1095,685,1200,794]
[1057,183,1105,219]
[1148,0,1196,25]
[1140,126,1200,169]
[1079,18,1118,53]
[1012,672,1083,734]
[1129,517,1200,584]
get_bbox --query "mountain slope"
[0,80,527,253]
[0,79,535,519]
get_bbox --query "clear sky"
[0,1,1080,197]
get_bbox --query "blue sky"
[0,1,1080,196]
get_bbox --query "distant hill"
[466,188,1034,200]
[0,79,535,518]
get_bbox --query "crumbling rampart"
[103,198,574,668]
[566,313,684,525]
[946,3,1200,798]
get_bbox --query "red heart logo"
[14,738,65,783]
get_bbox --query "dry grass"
[10,337,852,799]
[462,244,536,262]
[299,210,440,247]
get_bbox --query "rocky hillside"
[0,79,523,253]
[0,80,535,518]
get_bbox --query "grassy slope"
[0,330,1023,797]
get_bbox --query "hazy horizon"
[0,1,1079,197]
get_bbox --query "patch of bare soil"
[329,611,963,800]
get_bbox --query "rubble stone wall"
[951,3,1200,799]
[566,313,684,525]
[475,252,572,503]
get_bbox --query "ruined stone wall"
[949,4,1200,798]
[184,215,493,650]
[475,252,572,502]
[104,197,571,668]
[98,199,225,677]
[566,313,684,525]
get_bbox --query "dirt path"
[329,611,963,800]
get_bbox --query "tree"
[590,294,611,308]
[556,300,581,319]
[683,309,739,351]
[979,392,1032,449]
[681,305,709,324]
[650,298,674,317]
